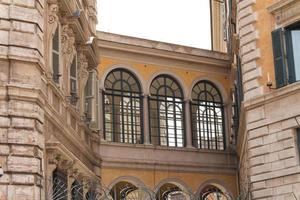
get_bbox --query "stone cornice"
[100,142,237,174]
[267,0,300,26]
[97,32,230,68]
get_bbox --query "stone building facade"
[236,0,300,199]
[0,0,238,199]
[0,0,100,199]
[3,0,300,199]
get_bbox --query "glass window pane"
[291,30,300,81]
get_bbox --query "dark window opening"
[191,81,225,150]
[104,69,143,144]
[149,75,185,147]
[52,27,60,84]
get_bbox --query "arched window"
[71,180,83,200]
[104,69,142,144]
[156,183,191,200]
[200,185,231,200]
[110,181,138,200]
[191,81,225,150]
[52,168,68,200]
[149,75,185,147]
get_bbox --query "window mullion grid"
[212,103,218,150]
[120,72,125,143]
[112,93,116,142]
[197,102,202,149]
[130,92,134,144]
[173,98,177,147]
[204,83,211,149]
[164,78,169,147]
[156,97,161,146]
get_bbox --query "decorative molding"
[77,52,89,115]
[61,25,76,67]
[267,0,300,26]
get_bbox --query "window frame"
[272,21,300,88]
[103,68,143,144]
[52,26,61,84]
[148,74,185,148]
[190,80,225,150]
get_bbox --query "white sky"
[97,0,211,49]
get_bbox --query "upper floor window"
[149,75,184,147]
[272,22,300,88]
[70,55,78,105]
[191,81,225,150]
[104,69,142,144]
[52,27,60,84]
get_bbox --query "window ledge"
[100,140,233,154]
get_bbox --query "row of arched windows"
[103,68,225,150]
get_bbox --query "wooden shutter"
[271,28,287,88]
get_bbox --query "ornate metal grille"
[149,75,185,147]
[191,81,225,150]
[110,181,155,200]
[199,186,231,200]
[52,169,68,200]
[104,69,143,144]
[156,183,194,200]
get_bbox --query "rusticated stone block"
[9,5,43,29]
[0,185,7,200]
[11,174,35,184]
[11,118,35,129]
[13,0,35,8]
[0,116,10,128]
[12,21,35,33]
[7,185,37,200]
[0,156,7,169]
[0,128,8,143]
[0,174,9,184]
[10,145,34,156]
[0,4,9,19]
[8,100,44,123]
[247,106,265,124]
[7,156,40,173]
[7,129,43,148]
[0,145,9,155]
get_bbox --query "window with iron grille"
[52,27,60,84]
[52,169,68,200]
[190,81,225,150]
[149,75,185,147]
[103,68,142,144]
[71,180,83,200]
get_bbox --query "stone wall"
[237,0,263,101]
[0,0,45,198]
[240,83,300,199]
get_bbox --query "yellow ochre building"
[0,0,300,199]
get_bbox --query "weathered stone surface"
[7,156,40,173]
[11,174,35,184]
[11,118,35,129]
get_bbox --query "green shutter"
[285,30,296,83]
[271,28,287,88]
